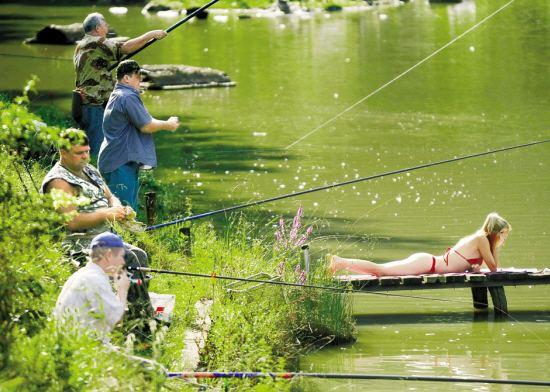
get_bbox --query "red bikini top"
[444,248,483,266]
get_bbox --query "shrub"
[0,76,63,161]
[0,155,68,370]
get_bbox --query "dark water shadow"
[0,89,72,102]
[157,126,293,173]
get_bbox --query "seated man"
[42,128,152,321]
[54,232,129,339]
[54,232,166,372]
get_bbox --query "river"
[0,0,549,389]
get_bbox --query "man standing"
[98,60,179,211]
[74,12,167,156]
[54,232,129,339]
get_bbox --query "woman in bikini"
[329,212,511,276]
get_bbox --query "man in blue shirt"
[99,60,179,210]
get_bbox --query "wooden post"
[145,191,156,226]
[489,286,508,315]
[471,287,488,310]
[180,226,192,257]
[301,244,310,279]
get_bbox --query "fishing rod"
[126,266,505,309]
[108,0,222,71]
[167,371,550,386]
[146,138,550,231]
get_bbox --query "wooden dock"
[335,268,550,315]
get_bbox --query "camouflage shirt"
[74,34,123,105]
[41,162,111,253]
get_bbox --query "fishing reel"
[123,251,152,286]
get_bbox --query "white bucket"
[149,292,176,322]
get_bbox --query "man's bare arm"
[140,117,180,134]
[120,30,167,54]
[45,179,127,230]
[104,183,123,208]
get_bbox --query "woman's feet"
[327,254,344,275]
[327,254,380,276]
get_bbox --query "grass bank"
[0,80,355,390]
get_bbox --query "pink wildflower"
[298,270,307,284]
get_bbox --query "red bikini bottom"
[428,256,436,274]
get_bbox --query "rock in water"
[141,64,235,90]
[142,2,174,13]
[25,23,84,45]
[185,7,209,19]
[109,7,128,15]
[25,23,119,45]
[277,0,292,14]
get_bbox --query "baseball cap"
[90,232,125,249]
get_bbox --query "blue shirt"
[98,83,154,173]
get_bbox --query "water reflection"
[447,0,477,36]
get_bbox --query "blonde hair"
[480,212,511,254]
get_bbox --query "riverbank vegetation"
[0,80,354,390]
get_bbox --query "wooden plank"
[467,274,487,283]
[471,287,488,309]
[489,286,508,314]
[527,272,550,283]
[334,268,550,292]
[379,277,401,287]
[505,272,530,281]
[351,279,380,289]
[487,272,508,282]
[401,275,423,286]
[425,274,445,284]
[445,274,466,283]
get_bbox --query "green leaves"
[0,77,67,160]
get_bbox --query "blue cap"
[90,232,124,249]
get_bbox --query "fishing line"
[484,298,550,351]
[129,266,502,307]
[21,161,40,193]
[143,254,547,315]
[135,265,550,350]
[166,371,550,386]
[108,0,222,71]
[146,138,550,231]
[284,0,516,149]
[11,161,30,195]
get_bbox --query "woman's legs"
[330,253,435,276]
[329,255,383,275]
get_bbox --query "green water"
[1,0,549,389]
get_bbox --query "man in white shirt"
[54,232,130,338]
